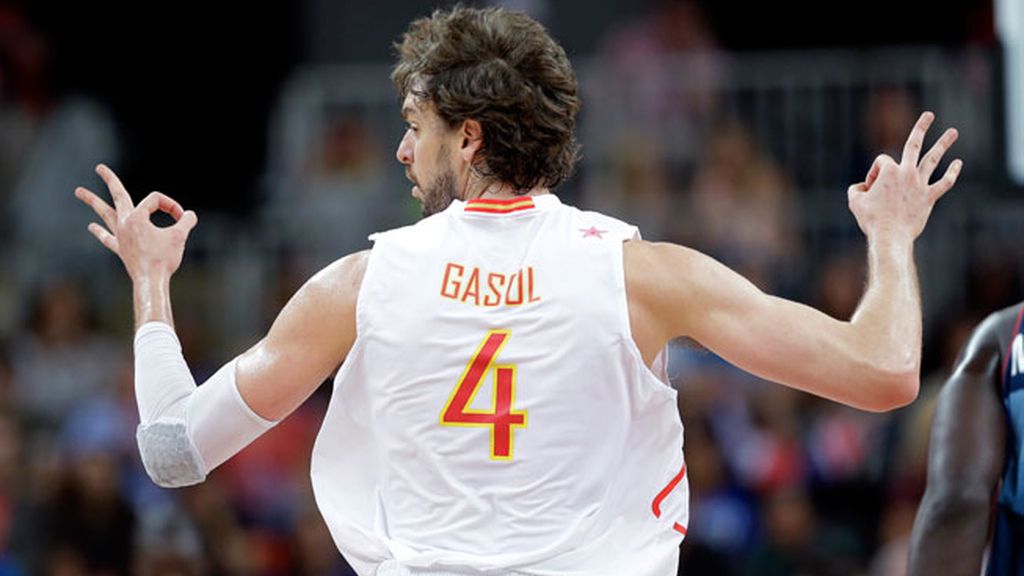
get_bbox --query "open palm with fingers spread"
[75,164,198,282]
[848,111,962,244]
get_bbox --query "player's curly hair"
[392,6,581,192]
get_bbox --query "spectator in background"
[585,0,724,241]
[583,136,679,240]
[0,4,50,215]
[134,504,204,576]
[744,487,827,576]
[687,120,801,292]
[0,408,24,576]
[36,405,136,576]
[291,500,358,576]
[679,415,752,576]
[0,4,50,339]
[264,107,409,271]
[9,278,122,430]
[852,86,918,185]
[596,0,722,165]
[0,7,120,317]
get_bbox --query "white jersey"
[311,195,688,576]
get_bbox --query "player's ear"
[458,119,484,164]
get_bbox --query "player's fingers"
[900,111,935,168]
[96,163,134,214]
[928,159,963,201]
[865,154,886,188]
[75,186,118,231]
[865,153,897,190]
[847,182,867,206]
[138,191,185,219]
[87,222,120,254]
[919,127,959,181]
[171,210,198,235]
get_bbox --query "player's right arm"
[905,309,1010,576]
[626,112,961,412]
[76,164,365,487]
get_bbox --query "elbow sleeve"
[134,322,277,488]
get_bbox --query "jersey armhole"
[1001,306,1024,390]
[354,244,384,341]
[613,237,673,389]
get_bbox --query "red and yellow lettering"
[484,273,506,307]
[440,263,540,307]
[441,263,464,300]
[440,330,527,460]
[461,268,481,306]
[506,271,524,306]
[527,267,541,303]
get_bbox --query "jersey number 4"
[440,330,527,460]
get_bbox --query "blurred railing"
[5,48,1013,345]
[582,48,997,191]
[245,47,1010,334]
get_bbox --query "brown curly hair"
[392,6,581,192]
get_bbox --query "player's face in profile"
[397,94,461,218]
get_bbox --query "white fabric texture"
[312,195,688,576]
[133,322,277,487]
[374,560,526,576]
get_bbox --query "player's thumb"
[865,154,892,189]
[174,210,198,235]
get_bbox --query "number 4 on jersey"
[441,330,527,460]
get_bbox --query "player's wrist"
[866,225,917,249]
[132,273,176,329]
[128,263,175,286]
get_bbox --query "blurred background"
[0,0,1020,574]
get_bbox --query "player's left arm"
[906,310,1009,576]
[233,252,365,421]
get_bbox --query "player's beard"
[419,164,460,218]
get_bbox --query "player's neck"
[464,179,550,200]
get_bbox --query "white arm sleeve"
[134,321,277,487]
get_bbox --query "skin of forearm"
[908,488,991,575]
[849,235,920,378]
[133,273,176,330]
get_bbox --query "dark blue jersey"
[999,306,1024,515]
[989,306,1024,576]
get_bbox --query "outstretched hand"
[75,164,198,282]
[848,111,962,244]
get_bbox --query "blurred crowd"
[0,1,1020,575]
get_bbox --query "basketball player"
[908,302,1024,576]
[74,7,962,576]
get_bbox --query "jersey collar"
[459,194,559,215]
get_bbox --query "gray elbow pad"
[136,419,208,488]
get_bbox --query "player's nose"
[396,131,413,165]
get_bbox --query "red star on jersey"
[580,226,607,239]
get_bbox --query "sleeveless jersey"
[989,305,1024,575]
[311,195,688,576]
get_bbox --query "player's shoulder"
[978,301,1024,354]
[563,203,639,241]
[623,240,707,278]
[621,240,714,310]
[976,302,1024,344]
[953,302,1023,374]
[307,250,371,297]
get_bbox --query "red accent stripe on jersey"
[1001,305,1024,389]
[464,197,535,214]
[652,461,687,518]
[673,523,688,536]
